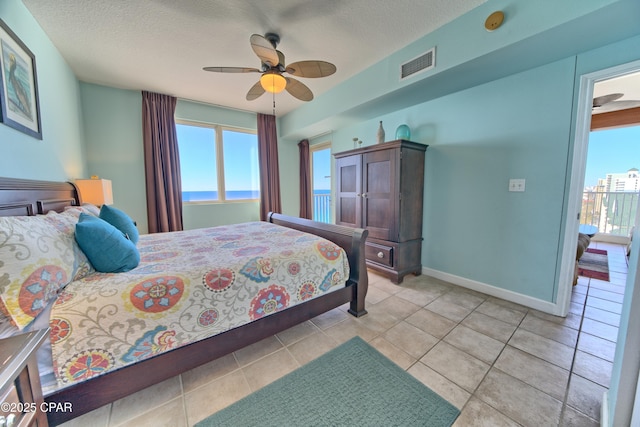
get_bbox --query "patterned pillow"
[0,211,91,329]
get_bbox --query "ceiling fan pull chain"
[272,91,276,116]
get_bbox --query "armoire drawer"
[365,242,394,267]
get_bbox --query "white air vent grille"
[400,47,435,80]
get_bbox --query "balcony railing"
[313,193,331,223]
[581,191,638,236]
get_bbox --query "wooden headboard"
[0,177,80,217]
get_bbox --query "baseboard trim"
[601,390,610,427]
[421,267,559,315]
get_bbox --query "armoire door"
[362,148,398,240]
[335,154,362,229]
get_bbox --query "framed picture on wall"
[0,18,42,139]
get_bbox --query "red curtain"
[298,139,312,219]
[257,113,282,221]
[142,91,183,233]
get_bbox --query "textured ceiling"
[23,0,488,116]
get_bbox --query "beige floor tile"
[405,308,458,339]
[382,321,439,359]
[425,298,475,322]
[588,287,624,304]
[453,397,520,427]
[560,405,599,427]
[359,302,406,334]
[583,305,621,327]
[241,348,299,391]
[586,296,623,314]
[371,294,422,320]
[520,313,579,347]
[577,332,617,362]
[111,396,187,427]
[474,300,526,325]
[109,376,182,426]
[233,335,284,366]
[528,309,582,330]
[461,311,517,343]
[287,331,338,365]
[368,336,416,369]
[364,284,393,304]
[276,320,321,346]
[421,341,490,393]
[581,318,619,342]
[181,352,240,393]
[184,370,251,425]
[408,362,471,410]
[493,346,569,401]
[475,368,562,427]
[572,350,613,388]
[444,325,505,364]
[310,306,350,330]
[485,296,530,314]
[395,285,444,306]
[566,374,607,421]
[437,289,486,311]
[323,316,378,344]
[508,328,575,370]
[59,404,110,427]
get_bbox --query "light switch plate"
[509,179,526,192]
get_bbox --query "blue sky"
[312,148,331,190]
[177,124,259,192]
[585,125,640,187]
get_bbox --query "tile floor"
[61,242,627,427]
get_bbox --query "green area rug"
[196,336,460,427]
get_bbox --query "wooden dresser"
[0,329,49,427]
[334,140,427,283]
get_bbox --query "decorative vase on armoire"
[377,121,385,144]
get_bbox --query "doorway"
[310,142,332,223]
[561,59,640,426]
[559,59,640,316]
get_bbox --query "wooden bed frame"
[0,177,369,426]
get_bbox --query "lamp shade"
[75,178,114,206]
[260,72,287,93]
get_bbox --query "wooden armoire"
[334,140,427,284]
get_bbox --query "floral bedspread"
[49,221,349,386]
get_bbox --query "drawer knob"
[377,251,384,259]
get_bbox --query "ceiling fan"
[203,33,336,102]
[593,92,640,113]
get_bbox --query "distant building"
[598,168,640,192]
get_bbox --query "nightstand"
[0,329,49,427]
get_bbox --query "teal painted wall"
[0,0,85,180]
[79,83,146,230]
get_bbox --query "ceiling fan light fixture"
[260,72,286,93]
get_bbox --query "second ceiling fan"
[203,33,336,102]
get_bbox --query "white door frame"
[557,59,640,317]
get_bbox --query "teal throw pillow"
[75,213,140,273]
[100,204,139,244]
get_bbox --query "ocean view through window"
[176,121,259,203]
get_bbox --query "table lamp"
[75,177,114,206]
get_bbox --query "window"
[176,121,260,202]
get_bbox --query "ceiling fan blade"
[286,60,336,78]
[593,100,640,113]
[250,34,279,67]
[593,92,624,107]
[203,66,260,73]
[285,77,313,101]
[246,81,266,101]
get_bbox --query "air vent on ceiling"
[400,47,435,80]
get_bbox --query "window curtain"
[257,113,282,221]
[142,91,183,233]
[298,139,312,219]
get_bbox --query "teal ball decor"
[395,124,411,140]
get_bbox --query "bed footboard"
[267,213,369,316]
